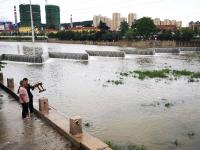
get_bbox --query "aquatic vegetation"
[84,122,91,127]
[119,72,129,77]
[106,69,200,86]
[128,145,146,150]
[187,131,195,138]
[191,72,200,78]
[118,69,200,81]
[172,70,193,76]
[165,102,173,108]
[174,139,178,147]
[133,69,169,80]
[107,80,124,85]
[105,141,121,150]
[105,141,146,150]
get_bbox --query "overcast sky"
[0,0,199,26]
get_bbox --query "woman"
[18,80,29,119]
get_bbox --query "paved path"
[0,88,72,150]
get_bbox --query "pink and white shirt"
[19,87,29,103]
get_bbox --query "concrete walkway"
[0,88,72,150]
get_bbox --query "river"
[1,41,200,150]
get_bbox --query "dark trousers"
[22,103,28,118]
[29,98,33,114]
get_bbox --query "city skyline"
[0,0,199,26]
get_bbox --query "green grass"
[107,69,200,86]
[107,80,124,85]
[191,72,200,78]
[130,69,200,80]
[105,141,146,150]
[172,70,193,76]
[105,141,121,150]
[133,69,169,80]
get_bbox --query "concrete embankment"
[86,50,125,57]
[0,79,111,150]
[179,47,200,51]
[120,48,155,55]
[154,48,180,53]
[49,52,89,60]
[1,54,44,63]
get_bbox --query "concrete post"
[7,78,14,88]
[0,72,3,82]
[39,97,49,114]
[69,116,82,136]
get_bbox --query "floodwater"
[1,41,200,150]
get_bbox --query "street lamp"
[29,0,35,43]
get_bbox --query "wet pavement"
[0,89,72,150]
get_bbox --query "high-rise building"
[176,21,182,28]
[19,4,41,28]
[93,15,101,27]
[164,19,171,25]
[93,15,111,28]
[153,18,161,26]
[171,20,176,25]
[160,21,165,25]
[128,13,137,27]
[120,17,127,23]
[189,21,200,30]
[45,5,60,30]
[112,12,120,31]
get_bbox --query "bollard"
[0,72,3,82]
[7,78,14,88]
[39,97,49,114]
[69,116,82,136]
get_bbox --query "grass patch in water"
[105,141,146,150]
[165,102,173,108]
[84,122,91,127]
[191,72,200,78]
[106,69,200,86]
[133,69,170,80]
[172,70,193,76]
[123,69,200,80]
[107,80,124,85]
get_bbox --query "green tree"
[125,28,138,40]
[98,21,110,32]
[181,28,193,41]
[120,21,129,36]
[173,30,181,41]
[133,17,157,39]
[157,30,173,40]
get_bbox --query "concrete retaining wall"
[86,50,125,57]
[2,54,44,63]
[179,47,200,51]
[49,52,89,60]
[154,48,180,53]
[121,48,155,55]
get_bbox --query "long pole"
[29,0,35,43]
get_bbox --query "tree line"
[48,17,200,42]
